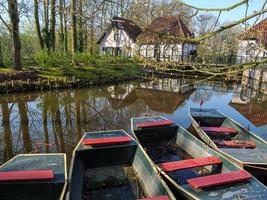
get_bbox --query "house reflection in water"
[240,67,267,102]
[107,78,195,114]
[230,69,267,131]
[230,102,267,133]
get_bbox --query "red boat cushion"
[138,195,170,200]
[136,120,174,128]
[187,170,252,189]
[201,127,237,134]
[158,156,222,172]
[215,140,256,148]
[0,170,54,182]
[82,136,131,145]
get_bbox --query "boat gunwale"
[188,107,267,166]
[0,153,67,200]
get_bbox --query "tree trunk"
[1,104,13,159]
[90,16,94,55]
[50,0,56,51]
[59,0,64,51]
[18,102,32,153]
[0,39,4,67]
[44,0,50,50]
[34,0,44,49]
[8,0,22,70]
[63,0,68,52]
[71,0,77,54]
[77,0,83,52]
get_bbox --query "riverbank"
[0,63,146,94]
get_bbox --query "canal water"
[0,77,267,166]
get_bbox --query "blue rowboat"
[0,153,67,200]
[131,116,267,199]
[67,130,175,200]
[189,107,267,183]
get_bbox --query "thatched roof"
[137,16,194,44]
[97,16,143,44]
[230,102,267,127]
[243,18,267,46]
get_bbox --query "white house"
[136,16,197,61]
[237,18,267,63]
[98,16,197,60]
[97,16,142,57]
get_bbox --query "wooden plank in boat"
[82,136,131,145]
[201,127,237,134]
[136,120,174,128]
[159,156,222,172]
[0,170,54,182]
[138,195,170,200]
[187,170,252,189]
[215,140,256,148]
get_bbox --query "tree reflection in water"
[1,77,265,166]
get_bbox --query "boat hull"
[132,116,267,200]
[67,130,175,200]
[189,107,267,181]
[0,153,67,200]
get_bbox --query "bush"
[34,50,72,68]
[34,50,136,69]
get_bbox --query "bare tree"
[34,0,44,49]
[8,0,22,70]
[71,0,78,53]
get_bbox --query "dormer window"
[114,33,119,42]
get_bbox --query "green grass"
[22,63,142,80]
[0,53,143,80]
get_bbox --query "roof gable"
[137,16,193,44]
[97,16,143,44]
[243,18,267,45]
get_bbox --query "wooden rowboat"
[131,116,267,200]
[0,153,67,200]
[67,130,175,200]
[189,107,267,182]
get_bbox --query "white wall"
[138,43,196,61]
[99,29,137,56]
[237,40,265,63]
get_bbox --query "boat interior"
[190,108,267,149]
[0,154,65,200]
[69,131,169,200]
[131,117,259,195]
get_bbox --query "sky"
[182,0,266,25]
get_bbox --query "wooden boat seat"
[201,127,237,134]
[0,170,54,182]
[187,170,252,189]
[215,140,256,148]
[138,195,170,200]
[136,120,174,128]
[82,136,131,145]
[158,156,222,172]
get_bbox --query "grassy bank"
[0,52,146,93]
[0,52,143,80]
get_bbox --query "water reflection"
[0,77,267,165]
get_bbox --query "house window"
[114,33,119,42]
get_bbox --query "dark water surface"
[0,77,267,165]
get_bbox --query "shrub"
[34,50,72,68]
